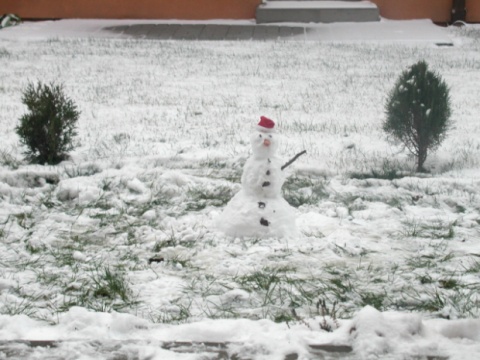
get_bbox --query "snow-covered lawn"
[0,21,479,359]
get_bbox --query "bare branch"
[281,150,307,171]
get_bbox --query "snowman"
[216,116,299,238]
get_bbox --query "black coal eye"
[269,135,272,138]
[259,134,262,138]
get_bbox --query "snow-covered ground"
[0,20,479,359]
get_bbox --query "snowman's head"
[250,130,278,159]
[250,116,278,159]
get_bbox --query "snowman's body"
[216,119,297,238]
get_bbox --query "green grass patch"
[283,175,329,208]
[185,185,235,211]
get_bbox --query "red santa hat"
[257,116,275,133]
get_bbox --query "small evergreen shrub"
[16,82,80,165]
[0,14,21,29]
[384,61,452,172]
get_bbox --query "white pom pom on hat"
[256,116,275,133]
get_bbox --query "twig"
[281,150,306,171]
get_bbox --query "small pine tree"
[384,61,451,172]
[16,82,80,165]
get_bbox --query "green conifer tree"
[384,61,451,172]
[16,82,80,165]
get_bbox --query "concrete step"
[268,0,362,1]
[256,1,380,24]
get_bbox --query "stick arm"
[281,150,307,171]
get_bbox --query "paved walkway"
[0,339,450,359]
[104,20,453,44]
[0,340,358,359]
[106,24,306,41]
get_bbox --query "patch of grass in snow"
[149,298,193,324]
[396,282,478,317]
[237,266,294,293]
[438,278,459,290]
[417,274,434,286]
[425,220,456,240]
[13,211,34,230]
[406,245,455,270]
[282,175,329,208]
[163,274,247,321]
[167,255,192,270]
[47,246,83,268]
[4,215,146,315]
[463,258,480,274]
[273,311,297,324]
[326,268,355,304]
[400,218,426,238]
[198,159,243,183]
[91,267,133,303]
[350,167,407,181]
[0,216,10,239]
[152,227,203,253]
[349,157,415,181]
[35,266,64,287]
[0,149,20,169]
[400,218,456,240]
[200,158,228,169]
[58,266,138,314]
[0,47,10,58]
[360,291,387,311]
[333,193,364,215]
[438,141,480,173]
[230,266,335,320]
[415,290,447,313]
[328,278,353,303]
[63,163,103,178]
[185,185,235,212]
[39,187,59,209]
[148,187,173,208]
[1,298,36,317]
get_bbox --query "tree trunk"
[417,146,428,173]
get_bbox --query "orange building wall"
[0,0,262,20]
[371,0,480,23]
[1,0,480,22]
[370,0,452,23]
[466,0,480,22]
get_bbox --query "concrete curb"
[0,340,358,359]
